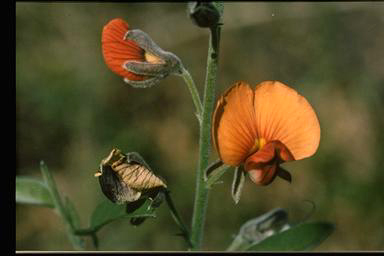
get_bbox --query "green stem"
[73,228,99,249]
[181,68,203,123]
[164,191,193,248]
[190,24,222,251]
[40,161,85,250]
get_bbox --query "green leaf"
[247,221,335,251]
[40,161,85,250]
[90,199,156,232]
[205,161,232,189]
[64,196,81,228]
[204,159,223,181]
[16,176,54,207]
[226,208,290,251]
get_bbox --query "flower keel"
[244,141,294,185]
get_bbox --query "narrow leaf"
[40,161,85,250]
[16,176,54,207]
[231,166,246,204]
[205,164,232,189]
[204,159,223,181]
[40,161,65,213]
[247,221,335,251]
[64,196,81,229]
[64,197,86,249]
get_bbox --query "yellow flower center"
[145,52,165,64]
[248,138,266,156]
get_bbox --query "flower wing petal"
[212,81,257,166]
[253,81,320,160]
[102,18,145,81]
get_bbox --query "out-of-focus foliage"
[16,177,54,207]
[247,222,335,251]
[16,2,384,251]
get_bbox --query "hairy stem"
[190,24,222,251]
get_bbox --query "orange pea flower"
[101,18,183,88]
[212,81,320,186]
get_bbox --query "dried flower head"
[212,81,320,186]
[102,18,184,88]
[94,148,167,204]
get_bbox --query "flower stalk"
[181,68,203,123]
[164,191,193,248]
[190,23,222,250]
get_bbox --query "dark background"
[16,2,384,251]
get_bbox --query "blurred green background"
[16,2,384,251]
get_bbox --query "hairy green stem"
[181,68,203,123]
[190,24,222,251]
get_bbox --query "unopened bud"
[102,19,184,88]
[188,2,221,28]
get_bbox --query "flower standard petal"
[252,81,320,160]
[101,18,145,81]
[212,81,257,166]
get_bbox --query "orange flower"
[212,81,320,185]
[101,18,183,88]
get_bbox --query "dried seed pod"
[95,148,167,204]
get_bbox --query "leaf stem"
[190,23,222,251]
[164,191,193,248]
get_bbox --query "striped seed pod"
[94,148,167,204]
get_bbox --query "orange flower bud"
[102,18,184,88]
[212,81,320,186]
